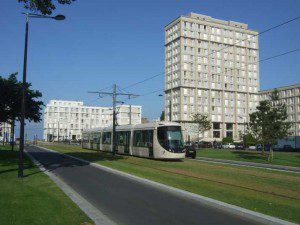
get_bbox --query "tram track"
[117,159,300,201]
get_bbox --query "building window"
[226,123,233,130]
[226,131,233,138]
[213,131,220,138]
[213,123,220,130]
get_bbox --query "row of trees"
[189,90,291,161]
[0,73,44,150]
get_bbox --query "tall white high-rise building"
[43,100,142,141]
[165,13,260,141]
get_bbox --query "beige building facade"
[165,13,260,141]
[0,122,12,143]
[43,100,142,141]
[259,84,300,137]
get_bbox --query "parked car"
[222,143,235,149]
[185,143,196,159]
[282,145,294,151]
[256,144,263,151]
[235,143,245,150]
[198,141,212,148]
[213,141,222,149]
[248,145,256,150]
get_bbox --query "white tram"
[82,121,186,159]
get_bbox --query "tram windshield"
[157,126,185,152]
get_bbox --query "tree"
[191,113,211,142]
[239,132,256,147]
[160,111,165,121]
[0,73,44,150]
[247,89,291,161]
[222,137,233,144]
[18,0,75,15]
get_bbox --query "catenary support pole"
[129,104,132,125]
[19,13,29,178]
[88,85,139,156]
[112,84,117,155]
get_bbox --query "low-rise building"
[43,100,142,141]
[0,122,11,143]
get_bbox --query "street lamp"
[158,93,171,121]
[19,12,65,178]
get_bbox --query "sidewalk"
[195,157,300,173]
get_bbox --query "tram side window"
[93,132,101,144]
[82,133,89,143]
[116,132,125,146]
[102,132,111,144]
[133,131,142,147]
[133,130,153,147]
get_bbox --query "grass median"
[196,148,300,167]
[0,144,94,225]
[38,142,300,224]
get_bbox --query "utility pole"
[169,98,172,121]
[129,104,132,125]
[89,84,139,156]
[112,84,117,155]
[57,121,60,142]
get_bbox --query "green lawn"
[39,143,300,224]
[0,145,94,225]
[196,148,300,167]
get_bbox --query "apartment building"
[0,122,11,142]
[260,84,300,137]
[165,12,260,141]
[43,100,142,141]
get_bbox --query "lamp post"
[19,13,65,178]
[159,93,171,121]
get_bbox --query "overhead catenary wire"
[208,48,300,79]
[121,16,300,90]
[123,72,165,89]
[122,48,300,99]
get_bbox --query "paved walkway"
[195,157,300,173]
[25,145,266,225]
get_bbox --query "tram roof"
[82,121,181,133]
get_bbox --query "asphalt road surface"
[26,146,262,225]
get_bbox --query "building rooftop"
[187,12,248,29]
[259,84,300,93]
[165,12,257,33]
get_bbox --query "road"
[26,145,261,225]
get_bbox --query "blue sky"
[1,0,300,139]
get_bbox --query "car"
[248,145,256,150]
[222,143,235,149]
[235,143,245,150]
[256,144,263,151]
[198,141,212,148]
[222,143,230,149]
[185,144,196,159]
[213,141,222,149]
[282,145,294,151]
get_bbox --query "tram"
[82,121,186,159]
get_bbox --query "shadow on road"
[25,146,125,175]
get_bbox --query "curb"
[34,145,297,225]
[25,148,117,225]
